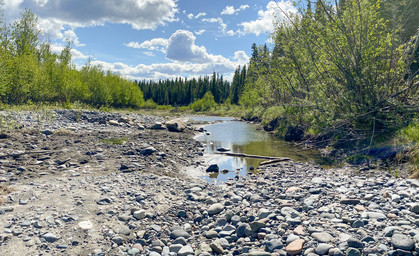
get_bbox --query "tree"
[11,9,40,56]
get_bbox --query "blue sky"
[3,0,297,81]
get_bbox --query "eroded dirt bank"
[0,110,418,256]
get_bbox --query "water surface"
[192,116,328,184]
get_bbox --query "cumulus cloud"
[221,5,249,15]
[9,0,178,41]
[126,38,168,53]
[63,30,85,46]
[240,1,296,36]
[109,29,250,80]
[49,44,90,60]
[90,48,249,81]
[166,30,210,63]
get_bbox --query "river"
[191,116,331,184]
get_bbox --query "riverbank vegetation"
[235,0,418,174]
[0,8,144,109]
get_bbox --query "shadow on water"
[192,116,332,184]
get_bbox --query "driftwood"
[216,152,290,162]
[260,158,291,166]
[0,150,52,159]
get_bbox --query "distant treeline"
[138,66,247,106]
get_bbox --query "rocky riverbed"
[0,110,418,256]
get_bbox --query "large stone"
[391,233,415,251]
[166,119,186,132]
[411,203,419,214]
[140,147,157,156]
[206,164,219,173]
[210,240,224,254]
[208,203,224,215]
[285,239,304,255]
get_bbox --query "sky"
[3,0,297,81]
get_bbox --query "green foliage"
[0,8,144,109]
[190,91,216,112]
[239,0,418,147]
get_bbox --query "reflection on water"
[192,116,329,184]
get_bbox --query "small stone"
[345,248,361,256]
[247,251,272,256]
[170,228,191,239]
[340,198,361,205]
[315,243,333,255]
[285,239,304,255]
[140,147,156,156]
[210,240,224,254]
[78,220,93,230]
[206,164,219,173]
[266,239,283,252]
[312,232,334,243]
[178,245,194,256]
[133,210,146,220]
[43,233,58,243]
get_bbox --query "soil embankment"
[0,110,418,256]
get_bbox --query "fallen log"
[215,152,290,161]
[260,158,291,166]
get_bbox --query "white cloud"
[240,1,296,36]
[94,30,250,81]
[195,29,205,35]
[221,5,249,15]
[187,12,206,20]
[63,30,85,46]
[49,44,89,60]
[202,17,228,34]
[166,30,210,63]
[11,0,178,42]
[125,38,168,53]
[89,48,249,81]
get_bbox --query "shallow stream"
[191,116,331,184]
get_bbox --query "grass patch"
[0,184,16,205]
[102,137,128,145]
[396,120,419,178]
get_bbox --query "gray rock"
[391,233,415,251]
[42,232,58,243]
[411,203,419,214]
[347,237,363,248]
[361,211,387,220]
[166,119,186,132]
[140,146,157,156]
[345,248,361,256]
[112,236,124,245]
[266,239,283,252]
[169,244,183,253]
[312,232,334,243]
[315,243,333,255]
[208,203,224,215]
[170,228,191,239]
[178,245,194,256]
